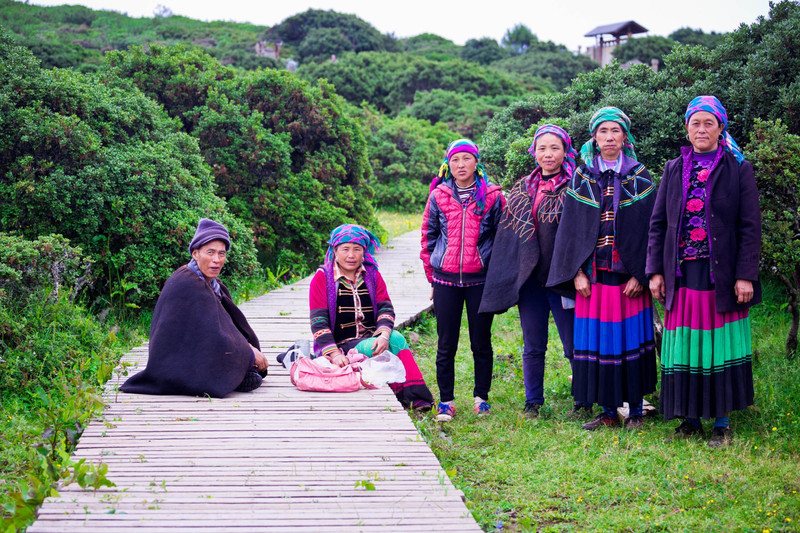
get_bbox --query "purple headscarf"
[684,95,745,164]
[525,124,578,197]
[432,138,490,213]
[325,224,381,266]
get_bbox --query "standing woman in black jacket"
[647,96,761,447]
[547,107,658,431]
[480,124,589,418]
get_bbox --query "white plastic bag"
[358,350,406,387]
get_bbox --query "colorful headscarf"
[579,106,638,168]
[434,139,490,213]
[684,95,745,164]
[527,124,579,178]
[325,224,381,266]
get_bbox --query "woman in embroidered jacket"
[647,96,761,447]
[420,139,506,422]
[309,224,434,410]
[547,107,657,431]
[120,218,268,398]
[480,124,589,419]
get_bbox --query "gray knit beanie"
[188,218,230,254]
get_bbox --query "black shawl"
[480,177,574,315]
[547,157,656,287]
[120,266,259,398]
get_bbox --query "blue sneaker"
[436,401,456,422]
[473,397,491,416]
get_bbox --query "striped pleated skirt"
[660,259,754,420]
[572,271,658,408]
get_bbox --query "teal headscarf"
[579,107,638,168]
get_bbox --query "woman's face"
[534,133,566,174]
[334,243,365,276]
[191,239,227,280]
[686,110,724,153]
[448,152,478,187]
[593,120,626,161]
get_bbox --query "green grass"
[376,209,421,242]
[405,280,800,531]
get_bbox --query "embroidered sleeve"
[309,270,338,358]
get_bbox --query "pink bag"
[290,357,361,392]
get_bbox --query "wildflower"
[772,427,777,431]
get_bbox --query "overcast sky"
[26,0,773,52]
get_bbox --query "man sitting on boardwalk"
[121,218,268,398]
[309,224,434,410]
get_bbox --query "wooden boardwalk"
[28,230,482,532]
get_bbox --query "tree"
[491,43,597,90]
[669,27,726,49]
[297,27,353,60]
[502,24,535,55]
[461,37,507,65]
[400,33,460,61]
[265,9,397,60]
[296,51,524,117]
[612,35,676,66]
[0,30,259,305]
[103,44,377,271]
[746,119,800,356]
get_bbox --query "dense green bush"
[612,35,676,66]
[669,27,726,49]
[103,44,377,269]
[0,31,259,305]
[491,37,598,91]
[265,9,397,61]
[746,119,800,355]
[350,104,458,211]
[0,234,112,394]
[400,33,461,61]
[400,89,515,140]
[297,51,524,116]
[0,234,92,305]
[0,0,273,72]
[461,38,507,65]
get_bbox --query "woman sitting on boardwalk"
[121,218,268,398]
[547,107,657,430]
[309,224,434,410]
[647,96,761,447]
[480,124,588,419]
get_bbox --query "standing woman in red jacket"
[420,139,506,422]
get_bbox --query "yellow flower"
[772,427,777,431]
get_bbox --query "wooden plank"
[28,230,482,532]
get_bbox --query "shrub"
[745,119,800,356]
[350,104,458,212]
[0,31,259,306]
[103,44,377,271]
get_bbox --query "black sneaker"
[234,370,263,392]
[569,404,594,420]
[664,420,704,442]
[582,412,621,430]
[523,403,541,419]
[707,426,733,448]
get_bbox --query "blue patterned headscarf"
[433,138,490,213]
[685,95,745,164]
[325,224,381,266]
[580,107,638,168]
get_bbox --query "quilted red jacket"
[420,180,505,285]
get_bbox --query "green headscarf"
[579,106,638,168]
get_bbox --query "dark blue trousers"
[517,275,576,406]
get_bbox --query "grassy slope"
[385,214,800,531]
